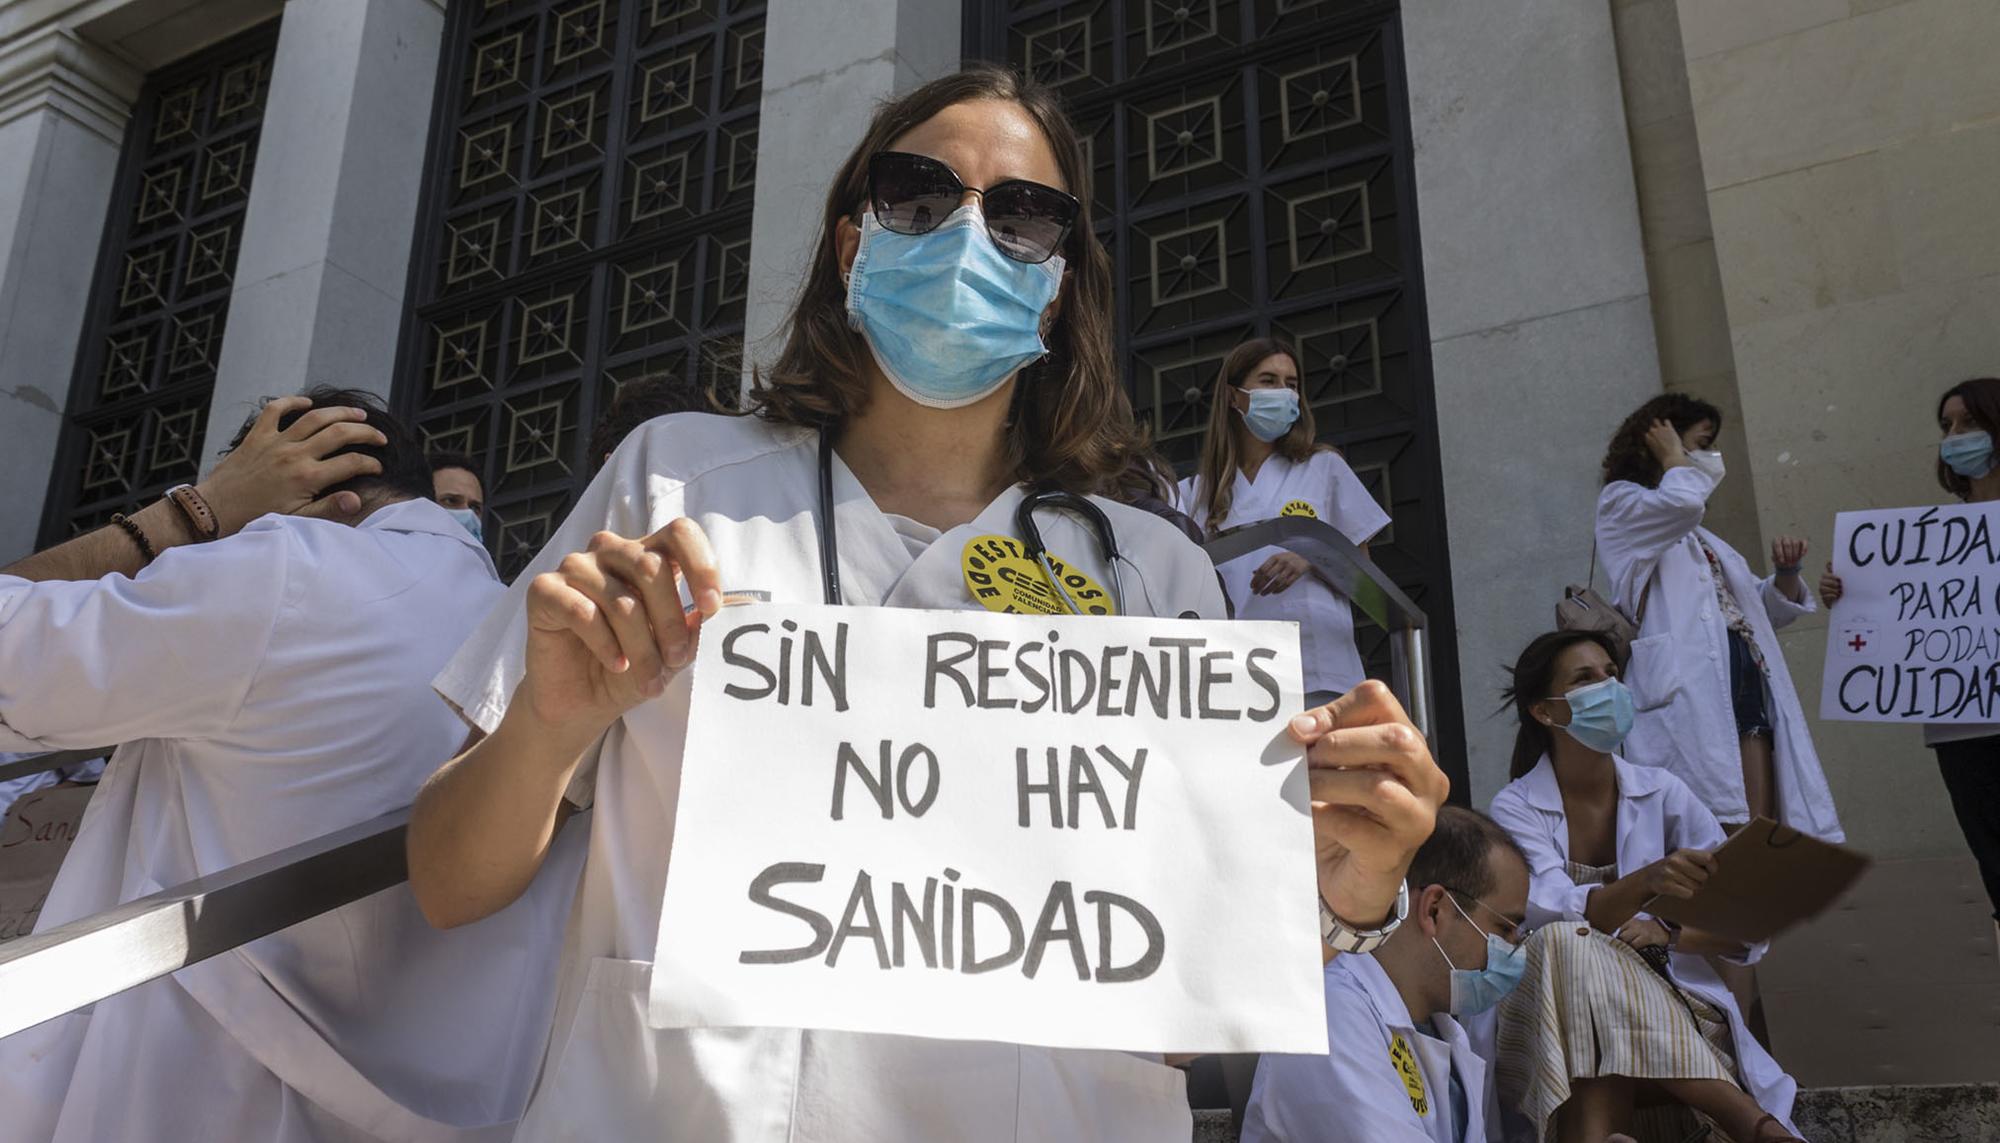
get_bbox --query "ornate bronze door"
[393,0,765,579]
[38,24,280,545]
[964,0,1466,768]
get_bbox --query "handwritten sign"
[0,785,93,942]
[1821,503,2000,723]
[649,603,1326,1053]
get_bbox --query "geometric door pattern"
[38,23,281,546]
[394,0,764,578]
[965,0,1466,764]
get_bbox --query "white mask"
[1686,449,1725,483]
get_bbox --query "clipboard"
[1647,817,1870,944]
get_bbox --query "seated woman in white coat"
[1176,337,1390,707]
[405,67,1450,1143]
[1489,630,1806,1143]
[1244,807,1530,1143]
[1594,395,1842,842]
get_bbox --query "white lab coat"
[1596,467,1843,841]
[1178,450,1391,696]
[1244,954,1497,1143]
[0,499,584,1143]
[435,412,1231,1143]
[1487,756,1802,1138]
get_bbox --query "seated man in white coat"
[1244,807,1529,1143]
[0,389,582,1143]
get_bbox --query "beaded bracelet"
[1774,563,1802,575]
[110,513,158,563]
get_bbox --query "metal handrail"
[1202,517,1434,741]
[0,747,112,784]
[0,808,409,1040]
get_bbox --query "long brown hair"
[1499,629,1621,780]
[1937,378,2000,499]
[740,66,1134,493]
[1191,337,1324,534]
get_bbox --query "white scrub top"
[0,499,583,1143]
[1243,954,1495,1143]
[435,412,1230,1143]
[1488,756,1802,1138]
[1178,450,1390,696]
[1595,467,1843,840]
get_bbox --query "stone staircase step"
[1191,1083,2000,1141]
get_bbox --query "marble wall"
[739,0,960,383]
[1670,0,2000,1085]
[1400,0,1667,807]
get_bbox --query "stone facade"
[1,0,1994,1096]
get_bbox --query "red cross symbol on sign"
[1848,634,1868,652]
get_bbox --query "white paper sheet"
[648,602,1327,1054]
[1821,502,2000,723]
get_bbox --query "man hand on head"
[4,392,394,581]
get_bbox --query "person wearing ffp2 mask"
[1592,395,1841,842]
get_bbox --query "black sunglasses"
[866,151,1079,265]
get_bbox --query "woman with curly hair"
[1593,394,1843,843]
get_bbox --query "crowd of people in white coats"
[0,62,1989,1143]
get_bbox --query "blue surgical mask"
[1941,431,1996,479]
[846,207,1063,409]
[1237,388,1300,442]
[1433,897,1526,1016]
[446,507,483,543]
[1553,676,1634,754]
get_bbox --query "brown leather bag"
[1556,544,1642,664]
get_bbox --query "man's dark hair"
[227,387,431,502]
[1406,806,1527,902]
[588,376,705,475]
[428,451,481,479]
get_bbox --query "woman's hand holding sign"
[410,517,725,931]
[523,520,726,734]
[1287,681,1450,954]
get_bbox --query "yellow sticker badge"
[961,534,1116,616]
[1388,1033,1429,1116]
[1280,499,1319,519]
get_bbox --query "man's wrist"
[191,479,253,537]
[1318,857,1410,930]
[131,499,199,550]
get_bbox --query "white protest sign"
[0,785,93,942]
[649,602,1327,1054]
[1821,503,2000,723]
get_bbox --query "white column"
[199,0,446,464]
[1400,0,1666,804]
[0,27,140,562]
[740,0,960,383]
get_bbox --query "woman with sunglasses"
[1488,631,1805,1143]
[1178,338,1390,706]
[407,67,1447,1143]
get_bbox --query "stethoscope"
[816,431,1128,614]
